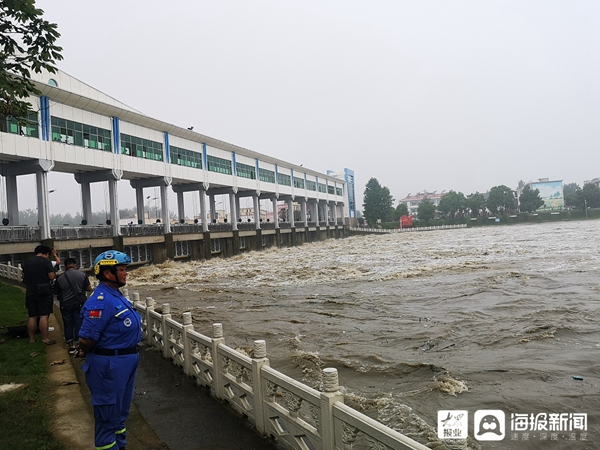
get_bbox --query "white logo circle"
[124,318,132,327]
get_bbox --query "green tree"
[392,202,409,221]
[417,198,436,224]
[518,185,544,213]
[467,192,487,217]
[563,183,581,209]
[437,190,467,218]
[581,183,600,209]
[1,0,63,119]
[362,178,394,227]
[487,185,517,214]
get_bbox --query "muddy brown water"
[126,221,600,450]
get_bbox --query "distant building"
[526,178,564,211]
[398,191,445,217]
[327,168,356,218]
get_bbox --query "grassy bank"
[0,282,64,450]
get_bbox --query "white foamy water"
[128,221,600,449]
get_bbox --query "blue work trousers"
[83,353,139,450]
[60,304,82,344]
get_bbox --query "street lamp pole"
[146,196,151,223]
[585,198,588,219]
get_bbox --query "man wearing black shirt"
[22,245,60,345]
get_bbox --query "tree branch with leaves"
[0,0,63,119]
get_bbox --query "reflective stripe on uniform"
[95,440,116,450]
[116,427,126,435]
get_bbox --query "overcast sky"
[16,0,600,215]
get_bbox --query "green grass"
[0,282,64,450]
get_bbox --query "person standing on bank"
[22,245,60,345]
[54,257,92,353]
[78,250,141,450]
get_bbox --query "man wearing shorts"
[22,245,60,345]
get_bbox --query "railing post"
[145,297,155,346]
[320,368,344,450]
[251,339,270,435]
[161,303,172,358]
[211,323,226,400]
[182,312,194,376]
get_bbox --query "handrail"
[0,262,23,281]
[133,294,430,450]
[349,224,467,233]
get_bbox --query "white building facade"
[0,70,348,239]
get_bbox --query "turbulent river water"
[127,221,600,450]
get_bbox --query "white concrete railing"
[0,262,23,281]
[130,292,429,450]
[350,224,467,233]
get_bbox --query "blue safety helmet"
[93,250,132,277]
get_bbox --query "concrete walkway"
[48,310,281,450]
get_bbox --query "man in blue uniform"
[78,250,141,450]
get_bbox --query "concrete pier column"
[253,194,260,230]
[333,201,338,226]
[287,198,294,228]
[199,189,208,232]
[176,191,185,223]
[209,193,216,223]
[235,195,241,225]
[135,187,144,224]
[80,182,92,225]
[312,200,319,224]
[6,175,19,226]
[160,184,170,233]
[300,198,308,227]
[108,178,120,236]
[229,192,238,231]
[272,197,279,228]
[36,170,51,240]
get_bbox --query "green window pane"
[28,126,39,138]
